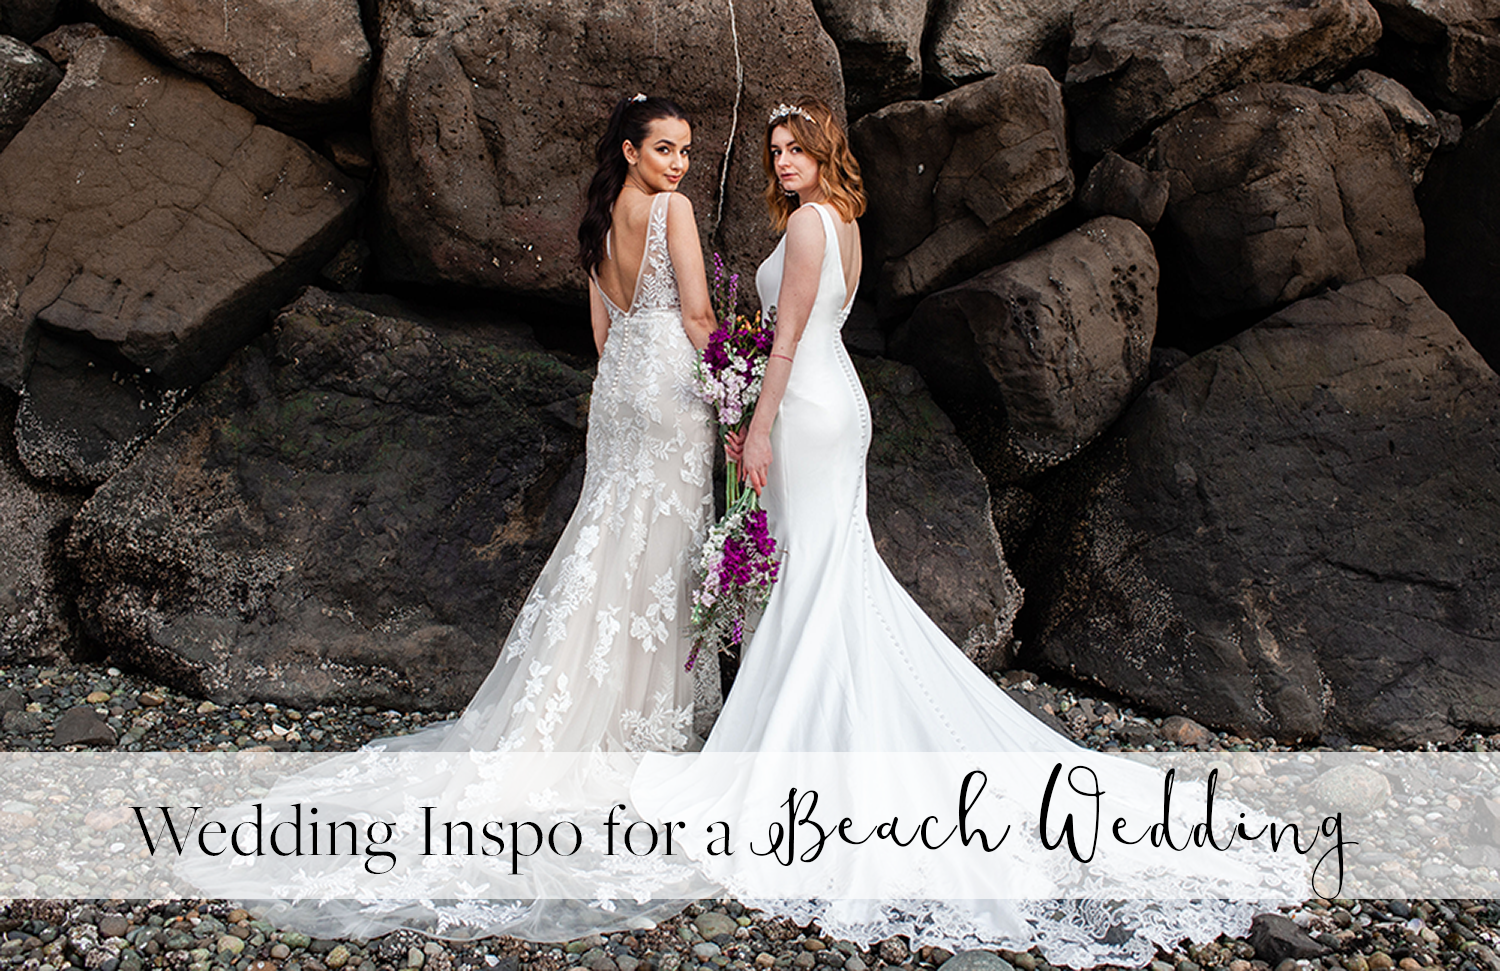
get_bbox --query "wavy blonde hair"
[762,96,866,234]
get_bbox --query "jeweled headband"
[768,103,817,126]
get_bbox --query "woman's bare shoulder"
[784,204,826,244]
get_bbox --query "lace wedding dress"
[634,203,1289,968]
[374,188,721,755]
[179,189,724,940]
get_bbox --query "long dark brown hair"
[577,95,691,276]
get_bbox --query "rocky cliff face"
[1,0,1496,744]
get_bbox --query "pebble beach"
[5,659,1500,971]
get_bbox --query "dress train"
[177,190,723,940]
[633,203,1299,968]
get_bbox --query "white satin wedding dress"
[709,203,1073,755]
[635,203,1282,968]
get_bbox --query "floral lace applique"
[541,525,600,647]
[589,606,621,686]
[629,569,679,654]
[533,672,572,752]
[509,659,553,718]
[505,585,547,661]
[618,690,693,752]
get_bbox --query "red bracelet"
[770,353,794,363]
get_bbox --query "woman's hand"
[740,428,772,496]
[724,428,745,464]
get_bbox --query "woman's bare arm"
[738,205,825,494]
[588,277,610,356]
[665,193,716,351]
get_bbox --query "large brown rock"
[1065,0,1382,155]
[52,705,115,747]
[370,0,842,304]
[850,68,1072,312]
[0,35,61,151]
[1077,152,1170,229]
[1144,82,1424,324]
[0,36,363,391]
[88,0,371,128]
[1022,276,1500,745]
[813,0,929,115]
[861,356,1021,666]
[890,216,1157,485]
[1372,0,1500,109]
[31,22,107,65]
[66,289,595,712]
[1330,69,1442,184]
[924,0,1074,87]
[0,1,61,43]
[1249,915,1332,964]
[1419,100,1500,370]
[14,333,188,487]
[0,390,84,664]
[0,266,19,391]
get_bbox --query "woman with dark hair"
[372,93,719,755]
[579,95,717,355]
[179,96,725,941]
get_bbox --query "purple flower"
[703,327,732,371]
[687,489,782,669]
[694,282,775,431]
[746,509,777,557]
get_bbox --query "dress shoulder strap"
[811,202,841,263]
[812,200,837,234]
[631,191,680,314]
[647,190,672,245]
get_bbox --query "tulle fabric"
[179,189,723,940]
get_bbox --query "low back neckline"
[808,202,860,315]
[598,191,668,316]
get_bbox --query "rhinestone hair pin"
[768,103,816,126]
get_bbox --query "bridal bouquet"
[696,253,774,506]
[686,489,781,670]
[685,254,782,670]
